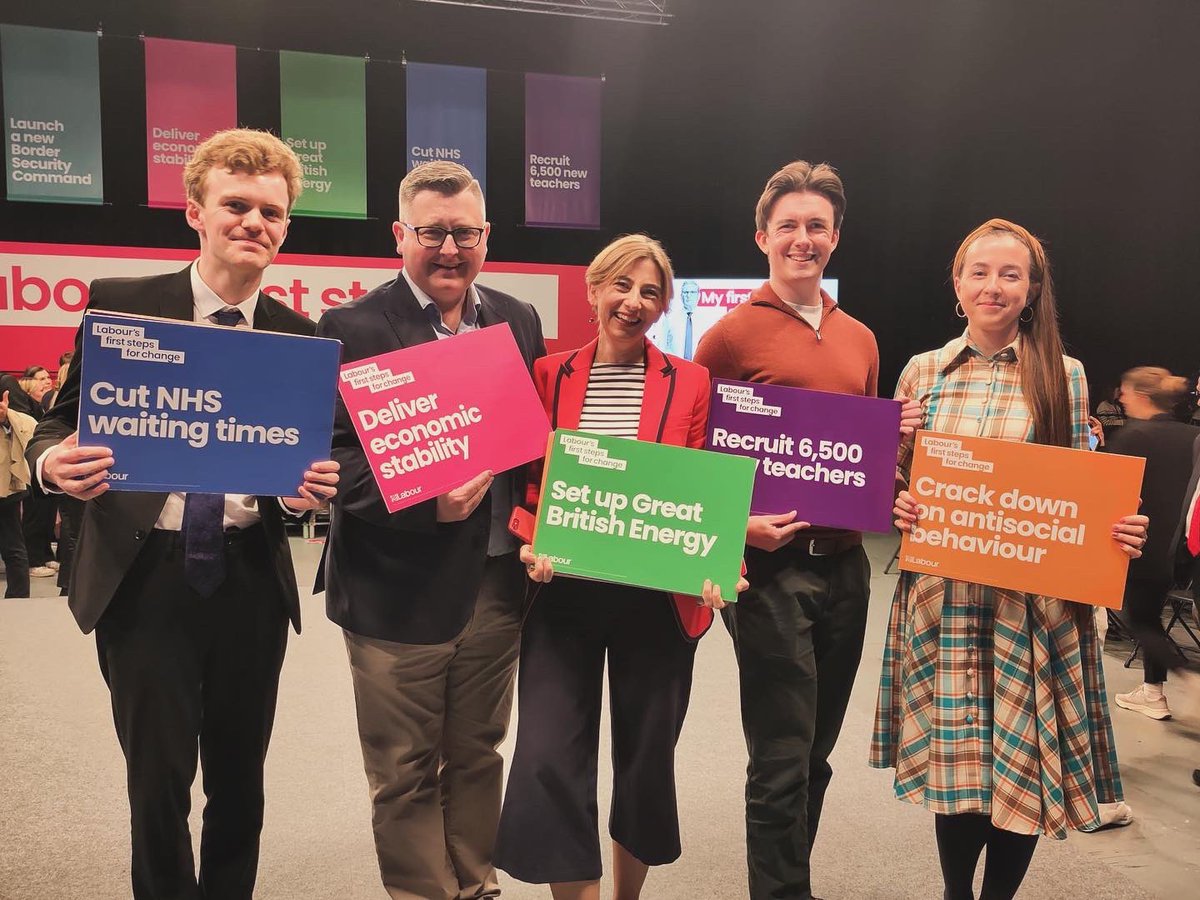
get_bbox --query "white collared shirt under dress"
[869,330,1123,839]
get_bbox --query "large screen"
[647,277,839,360]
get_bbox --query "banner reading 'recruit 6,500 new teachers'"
[524,73,601,229]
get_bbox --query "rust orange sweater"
[693,282,880,539]
[693,283,879,397]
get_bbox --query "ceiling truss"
[409,0,672,26]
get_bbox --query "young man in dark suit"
[27,129,339,900]
[315,161,545,900]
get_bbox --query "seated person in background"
[1094,384,1126,445]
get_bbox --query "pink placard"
[144,38,236,209]
[338,323,551,512]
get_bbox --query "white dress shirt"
[400,268,516,556]
[38,262,265,531]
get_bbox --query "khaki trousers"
[344,554,524,900]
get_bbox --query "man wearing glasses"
[315,161,545,900]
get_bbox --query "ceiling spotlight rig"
[409,0,672,26]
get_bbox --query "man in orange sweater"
[695,160,917,900]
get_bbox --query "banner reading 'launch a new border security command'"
[2,25,103,205]
[899,431,1145,608]
[78,311,340,496]
[532,430,756,597]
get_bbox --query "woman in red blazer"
[495,235,738,899]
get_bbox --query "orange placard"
[899,432,1145,608]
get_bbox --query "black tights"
[935,813,1039,900]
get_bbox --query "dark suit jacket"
[314,274,545,644]
[528,337,715,639]
[1105,414,1200,583]
[25,267,313,634]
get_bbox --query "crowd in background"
[0,352,81,598]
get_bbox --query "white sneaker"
[1095,800,1134,828]
[1115,685,1172,720]
[29,565,57,578]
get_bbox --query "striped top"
[577,363,646,438]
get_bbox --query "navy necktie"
[182,306,243,596]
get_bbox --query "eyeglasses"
[401,223,486,249]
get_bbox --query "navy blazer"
[315,274,545,644]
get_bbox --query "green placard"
[2,25,103,204]
[279,50,366,219]
[533,430,757,597]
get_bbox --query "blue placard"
[78,311,340,496]
[406,62,487,191]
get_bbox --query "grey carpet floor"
[2,535,1197,899]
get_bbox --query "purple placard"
[705,380,902,533]
[524,73,601,228]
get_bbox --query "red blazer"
[526,337,716,639]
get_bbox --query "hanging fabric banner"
[144,38,237,209]
[279,50,367,219]
[406,63,487,191]
[524,73,601,229]
[2,25,103,205]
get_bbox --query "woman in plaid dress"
[869,219,1149,900]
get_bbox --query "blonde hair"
[183,129,303,211]
[18,365,48,396]
[585,235,675,312]
[1122,367,1190,412]
[398,161,485,220]
[953,218,1071,448]
[755,160,846,231]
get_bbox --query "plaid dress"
[869,331,1123,838]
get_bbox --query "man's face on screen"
[680,281,699,314]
